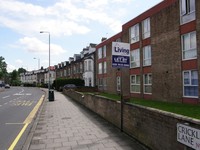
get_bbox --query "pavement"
[24,89,148,150]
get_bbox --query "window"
[89,78,92,87]
[64,70,66,76]
[104,62,107,74]
[73,66,76,74]
[143,45,151,66]
[88,60,92,71]
[130,75,140,93]
[80,63,83,73]
[182,31,197,60]
[142,18,150,39]
[130,49,140,68]
[144,74,152,94]
[130,24,139,43]
[103,78,107,90]
[98,47,102,59]
[98,78,103,87]
[103,45,106,58]
[84,61,87,71]
[117,76,121,91]
[180,0,196,24]
[98,63,102,74]
[183,70,198,97]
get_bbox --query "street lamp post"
[33,57,40,70]
[40,31,53,101]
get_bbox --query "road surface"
[0,86,44,150]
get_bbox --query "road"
[0,87,44,150]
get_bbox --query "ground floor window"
[144,74,152,94]
[130,75,140,93]
[117,76,121,91]
[183,70,198,97]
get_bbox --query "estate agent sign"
[112,42,130,68]
[177,123,200,150]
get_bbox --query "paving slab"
[27,90,148,150]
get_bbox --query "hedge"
[53,78,84,91]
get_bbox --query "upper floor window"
[103,45,106,58]
[181,31,197,60]
[88,60,92,71]
[180,0,196,24]
[80,63,83,73]
[130,49,140,68]
[130,23,139,43]
[98,47,102,59]
[143,45,151,66]
[142,18,150,39]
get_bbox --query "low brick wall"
[63,90,200,150]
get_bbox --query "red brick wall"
[151,1,182,102]
[63,90,200,150]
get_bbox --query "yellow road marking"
[8,95,44,150]
[8,123,29,150]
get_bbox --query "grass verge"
[91,92,200,120]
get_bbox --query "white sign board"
[112,42,130,68]
[177,123,200,150]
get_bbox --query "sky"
[0,0,163,72]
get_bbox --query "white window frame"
[103,45,106,58]
[117,76,121,91]
[130,75,141,93]
[98,63,102,74]
[98,47,102,59]
[142,18,150,39]
[98,78,103,87]
[143,45,151,66]
[144,74,152,94]
[104,62,107,74]
[181,31,197,60]
[183,70,198,98]
[88,60,92,71]
[180,0,196,24]
[130,23,140,43]
[130,49,140,68]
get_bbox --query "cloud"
[0,0,132,36]
[18,37,66,55]
[7,63,16,73]
[15,59,23,64]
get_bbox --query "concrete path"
[27,90,148,150]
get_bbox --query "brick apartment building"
[96,0,200,104]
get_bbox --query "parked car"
[5,84,10,88]
[63,84,77,90]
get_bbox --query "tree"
[10,70,21,86]
[0,56,7,80]
[18,68,26,74]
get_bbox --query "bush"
[53,78,84,91]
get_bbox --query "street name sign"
[177,123,200,150]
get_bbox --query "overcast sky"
[0,0,162,72]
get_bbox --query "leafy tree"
[18,68,26,74]
[0,56,7,80]
[10,70,21,86]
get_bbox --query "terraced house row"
[20,0,200,104]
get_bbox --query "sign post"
[112,42,130,132]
